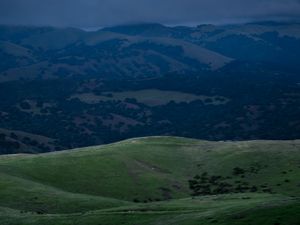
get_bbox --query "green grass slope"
[1,194,299,225]
[0,136,299,225]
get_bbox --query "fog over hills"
[1,0,300,27]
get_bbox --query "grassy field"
[0,136,299,224]
[71,89,229,106]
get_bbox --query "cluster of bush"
[188,167,274,196]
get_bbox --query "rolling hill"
[0,24,233,82]
[0,136,299,225]
[1,22,300,82]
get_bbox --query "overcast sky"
[0,0,300,28]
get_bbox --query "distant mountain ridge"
[0,22,299,82]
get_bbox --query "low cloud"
[0,0,299,27]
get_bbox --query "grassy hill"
[0,136,299,225]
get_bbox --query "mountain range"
[0,22,299,153]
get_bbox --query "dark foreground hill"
[0,136,299,225]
